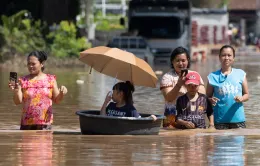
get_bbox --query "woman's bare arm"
[13,84,23,105]
[235,76,249,102]
[161,85,183,102]
[52,80,67,104]
[198,84,206,94]
[206,80,214,97]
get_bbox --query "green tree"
[0,10,46,58]
[47,21,91,57]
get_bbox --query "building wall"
[192,11,229,46]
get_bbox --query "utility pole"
[122,0,126,16]
[85,0,95,40]
[85,0,94,28]
[102,0,106,17]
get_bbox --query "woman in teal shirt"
[206,45,249,129]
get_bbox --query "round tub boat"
[76,110,164,135]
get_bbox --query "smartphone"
[9,72,18,83]
[181,69,188,76]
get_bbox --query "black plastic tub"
[76,110,164,135]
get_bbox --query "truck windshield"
[129,16,183,39]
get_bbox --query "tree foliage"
[0,10,46,57]
[0,11,92,59]
[47,21,91,57]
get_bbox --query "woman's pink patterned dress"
[19,74,56,126]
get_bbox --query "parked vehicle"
[107,36,154,66]
[126,0,192,63]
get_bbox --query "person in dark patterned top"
[176,72,215,129]
[160,47,205,128]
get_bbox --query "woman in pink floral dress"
[9,51,68,130]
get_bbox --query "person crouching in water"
[175,72,215,129]
[101,81,156,120]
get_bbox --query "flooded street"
[0,55,260,165]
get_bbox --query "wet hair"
[170,46,191,69]
[27,51,48,71]
[113,81,135,105]
[219,45,235,57]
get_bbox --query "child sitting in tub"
[101,81,157,121]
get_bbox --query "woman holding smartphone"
[160,46,206,128]
[8,51,68,130]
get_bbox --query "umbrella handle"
[110,73,118,93]
[112,73,118,86]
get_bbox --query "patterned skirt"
[163,104,178,128]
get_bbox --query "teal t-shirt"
[207,68,246,123]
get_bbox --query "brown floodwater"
[0,55,260,165]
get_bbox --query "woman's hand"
[59,85,68,95]
[234,96,243,102]
[8,81,21,92]
[9,81,23,105]
[209,97,220,106]
[176,73,186,88]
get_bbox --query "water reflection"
[0,131,255,165]
[208,136,246,166]
[17,132,53,166]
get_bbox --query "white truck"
[126,0,192,63]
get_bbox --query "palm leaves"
[0,10,46,58]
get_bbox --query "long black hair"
[113,81,135,105]
[27,51,48,71]
[219,45,235,57]
[170,46,191,69]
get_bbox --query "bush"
[0,11,92,60]
[94,11,126,31]
[0,10,46,58]
[47,21,91,58]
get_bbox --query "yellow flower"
[48,90,53,98]
[27,118,34,125]
[23,91,28,99]
[32,94,41,106]
[198,106,204,112]
[41,110,48,119]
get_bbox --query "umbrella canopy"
[79,46,158,88]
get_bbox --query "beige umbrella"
[79,46,158,88]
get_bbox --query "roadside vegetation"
[0,10,92,62]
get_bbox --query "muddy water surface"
[0,55,260,165]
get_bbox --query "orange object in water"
[163,115,177,128]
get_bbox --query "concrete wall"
[191,9,229,46]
